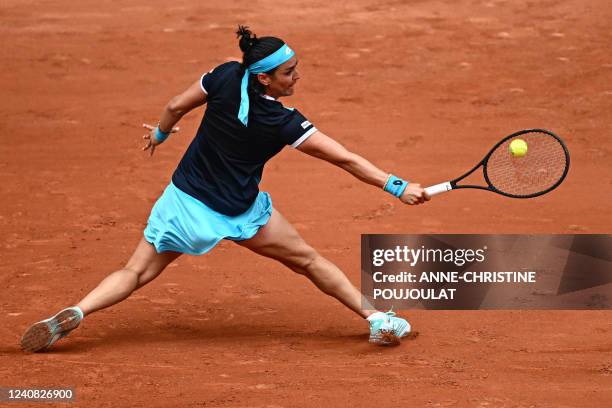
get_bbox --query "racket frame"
[426,128,570,199]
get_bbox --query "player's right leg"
[20,238,180,352]
[235,209,412,345]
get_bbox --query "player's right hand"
[399,183,430,205]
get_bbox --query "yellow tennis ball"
[509,138,528,157]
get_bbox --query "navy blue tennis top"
[172,61,317,216]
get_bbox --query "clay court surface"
[1,0,611,406]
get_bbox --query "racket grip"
[424,181,453,197]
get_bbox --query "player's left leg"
[76,237,181,315]
[21,238,180,352]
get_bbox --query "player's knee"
[291,247,319,275]
[283,246,319,275]
[122,261,148,279]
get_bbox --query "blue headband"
[238,43,295,126]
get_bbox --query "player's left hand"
[142,123,180,156]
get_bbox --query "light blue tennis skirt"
[144,182,272,255]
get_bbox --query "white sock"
[69,306,84,320]
[366,311,386,322]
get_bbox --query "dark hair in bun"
[236,25,259,54]
[236,25,285,93]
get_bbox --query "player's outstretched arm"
[142,78,208,156]
[296,130,429,205]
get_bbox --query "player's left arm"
[143,79,208,155]
[296,130,429,204]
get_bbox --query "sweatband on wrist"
[383,174,409,198]
[154,127,170,143]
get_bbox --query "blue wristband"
[154,127,170,143]
[384,174,409,198]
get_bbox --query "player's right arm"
[142,79,208,155]
[297,130,429,205]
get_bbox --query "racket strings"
[486,132,567,197]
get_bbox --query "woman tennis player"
[20,26,429,352]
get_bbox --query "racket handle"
[425,181,453,197]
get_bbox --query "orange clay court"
[1,0,611,406]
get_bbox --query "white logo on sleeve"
[286,48,291,55]
[300,120,311,129]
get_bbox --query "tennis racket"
[424,129,570,198]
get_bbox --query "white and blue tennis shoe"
[367,310,411,346]
[20,306,83,352]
